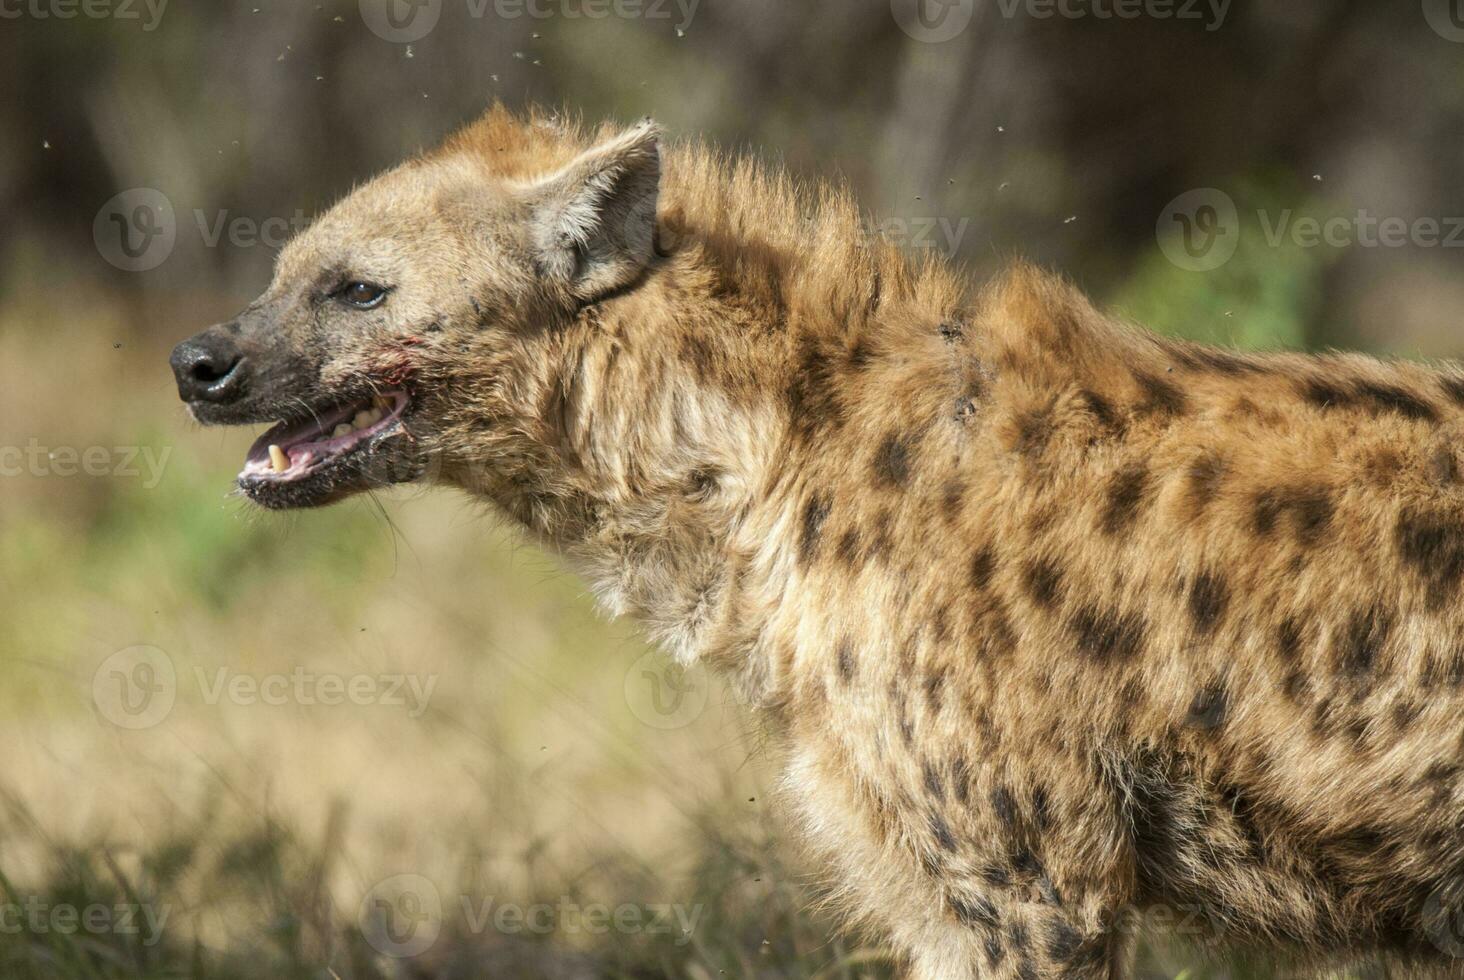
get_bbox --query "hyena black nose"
[170,326,247,404]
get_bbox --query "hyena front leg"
[904,894,1132,980]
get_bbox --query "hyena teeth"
[332,422,353,438]
[268,444,288,472]
[352,407,383,429]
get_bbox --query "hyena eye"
[338,282,388,309]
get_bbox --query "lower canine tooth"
[268,444,289,472]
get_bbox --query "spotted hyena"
[170,107,1464,978]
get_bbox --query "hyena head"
[169,113,661,510]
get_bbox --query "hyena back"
[170,107,1464,978]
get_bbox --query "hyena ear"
[525,119,661,302]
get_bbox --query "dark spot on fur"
[1391,698,1421,733]
[1031,785,1053,830]
[1070,605,1147,665]
[1079,389,1123,435]
[1187,680,1229,729]
[939,319,964,343]
[1252,487,1335,544]
[785,339,845,440]
[950,894,1000,930]
[873,433,912,489]
[1440,376,1464,406]
[951,756,973,807]
[1282,668,1310,703]
[1133,371,1188,417]
[1013,407,1053,456]
[1293,489,1335,545]
[679,334,715,383]
[1186,346,1261,376]
[1337,606,1392,681]
[931,605,953,644]
[1252,490,1283,536]
[1277,618,1303,663]
[1184,453,1226,515]
[982,865,1012,887]
[1301,379,1347,411]
[1188,572,1230,635]
[1100,463,1150,535]
[836,641,855,683]
[1429,448,1458,486]
[1302,378,1438,421]
[970,547,997,591]
[930,812,958,852]
[1357,381,1438,421]
[924,666,947,714]
[941,479,966,521]
[866,430,913,489]
[991,785,1019,827]
[1422,761,1460,784]
[923,761,945,801]
[1022,559,1064,609]
[835,528,862,568]
[1396,509,1464,610]
[798,494,831,567]
[1046,921,1083,963]
[984,936,1005,968]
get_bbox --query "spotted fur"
[230,107,1464,979]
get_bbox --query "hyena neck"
[564,272,792,679]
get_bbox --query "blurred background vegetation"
[1,0,1462,976]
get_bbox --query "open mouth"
[238,390,410,498]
